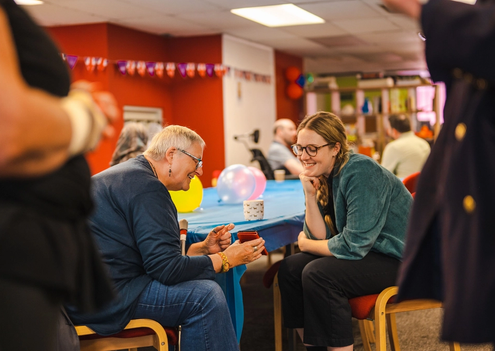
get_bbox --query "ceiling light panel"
[231,4,324,27]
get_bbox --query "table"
[179,179,305,341]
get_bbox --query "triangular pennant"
[127,61,136,76]
[214,64,224,77]
[178,63,187,78]
[96,58,108,72]
[197,63,206,77]
[245,72,252,81]
[137,61,146,77]
[85,57,96,72]
[155,62,164,78]
[146,62,156,77]
[66,55,78,70]
[117,60,127,75]
[166,62,175,78]
[206,63,215,77]
[186,63,196,78]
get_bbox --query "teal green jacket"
[303,153,412,260]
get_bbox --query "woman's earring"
[169,165,172,177]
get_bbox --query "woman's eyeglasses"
[291,143,332,157]
[178,148,203,169]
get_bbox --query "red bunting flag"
[214,64,224,77]
[127,61,136,76]
[197,63,206,77]
[155,62,164,78]
[166,62,175,78]
[186,63,196,78]
[96,58,107,71]
[137,61,146,77]
[84,57,96,72]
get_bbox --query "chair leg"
[273,275,283,351]
[449,342,461,351]
[366,320,375,344]
[357,320,373,351]
[386,313,400,351]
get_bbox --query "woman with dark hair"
[278,111,412,350]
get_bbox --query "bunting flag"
[177,63,187,78]
[127,61,136,76]
[137,61,146,77]
[155,62,164,78]
[197,63,206,77]
[206,63,215,77]
[59,52,272,84]
[66,55,78,70]
[166,62,176,78]
[117,60,127,75]
[214,64,224,77]
[96,57,108,71]
[186,63,196,78]
[146,62,156,77]
[84,57,96,72]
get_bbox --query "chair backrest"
[250,148,274,180]
[402,171,420,194]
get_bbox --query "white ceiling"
[22,0,428,75]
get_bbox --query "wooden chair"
[263,261,461,351]
[76,318,179,351]
[349,287,461,351]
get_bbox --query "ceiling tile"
[298,1,383,21]
[333,17,399,34]
[279,22,348,38]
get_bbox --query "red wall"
[274,50,304,124]
[46,24,302,186]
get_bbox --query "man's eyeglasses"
[178,148,203,169]
[291,143,332,157]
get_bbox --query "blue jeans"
[134,279,239,351]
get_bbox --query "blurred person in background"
[110,122,149,166]
[381,113,430,178]
[384,0,495,345]
[268,118,303,176]
[0,0,118,350]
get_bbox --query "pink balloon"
[248,167,267,200]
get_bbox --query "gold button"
[476,78,487,90]
[455,123,466,141]
[463,195,476,214]
[453,68,463,79]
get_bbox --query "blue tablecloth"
[179,180,305,341]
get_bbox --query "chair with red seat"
[76,318,179,351]
[264,261,461,351]
[402,171,420,194]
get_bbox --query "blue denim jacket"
[304,153,412,260]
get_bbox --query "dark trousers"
[0,278,62,351]
[278,251,401,347]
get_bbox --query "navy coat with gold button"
[396,0,495,344]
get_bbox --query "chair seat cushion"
[79,326,178,345]
[349,294,397,320]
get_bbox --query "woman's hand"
[223,238,266,267]
[299,172,320,198]
[203,223,234,254]
[297,231,333,256]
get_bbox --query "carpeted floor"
[239,252,493,351]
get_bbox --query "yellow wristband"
[216,252,230,273]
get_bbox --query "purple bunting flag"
[177,63,187,78]
[146,62,156,77]
[66,55,78,70]
[117,60,128,75]
[206,63,215,77]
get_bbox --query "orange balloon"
[285,66,301,81]
[286,83,303,99]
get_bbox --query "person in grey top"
[267,118,303,175]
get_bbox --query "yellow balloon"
[169,176,203,213]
